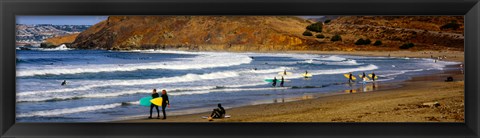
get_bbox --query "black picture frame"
[1,0,479,137]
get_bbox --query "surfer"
[280,76,285,87]
[61,80,67,86]
[209,103,226,119]
[160,90,170,119]
[362,72,366,79]
[348,72,354,83]
[149,89,160,119]
[305,70,308,74]
[371,72,376,81]
[283,70,287,75]
[272,77,277,87]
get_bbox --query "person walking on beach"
[272,77,277,87]
[348,72,354,83]
[280,76,285,87]
[149,89,160,119]
[371,72,376,82]
[160,90,170,119]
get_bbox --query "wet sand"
[120,51,464,123]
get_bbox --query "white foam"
[17,52,252,77]
[16,103,122,117]
[317,55,346,61]
[17,71,241,96]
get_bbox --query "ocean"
[15,49,460,122]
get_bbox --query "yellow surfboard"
[301,73,313,78]
[150,97,163,106]
[358,74,370,81]
[368,74,378,80]
[343,74,356,80]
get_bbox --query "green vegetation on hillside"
[306,22,323,32]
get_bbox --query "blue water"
[15,49,460,122]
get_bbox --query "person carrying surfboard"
[371,72,376,81]
[149,89,160,119]
[272,77,277,87]
[348,72,354,83]
[280,76,285,87]
[160,90,170,119]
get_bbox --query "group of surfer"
[149,89,170,119]
[348,72,376,84]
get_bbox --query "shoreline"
[117,50,464,123]
[119,68,464,123]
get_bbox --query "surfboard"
[264,79,290,82]
[278,72,293,76]
[343,74,356,81]
[202,115,231,119]
[150,97,163,106]
[358,74,370,81]
[368,74,378,80]
[302,73,313,78]
[139,97,153,107]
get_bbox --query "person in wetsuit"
[61,80,67,86]
[284,70,287,75]
[210,103,226,118]
[272,77,277,87]
[371,72,376,81]
[160,89,170,119]
[149,89,160,119]
[348,72,354,83]
[362,72,366,79]
[280,76,285,87]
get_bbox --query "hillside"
[71,16,320,51]
[44,33,79,46]
[65,16,464,51]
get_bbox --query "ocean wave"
[17,71,241,96]
[17,53,252,77]
[16,103,122,117]
[17,82,270,102]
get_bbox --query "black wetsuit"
[211,106,226,118]
[280,77,284,87]
[362,72,366,78]
[272,78,277,87]
[61,81,66,86]
[150,93,160,118]
[372,73,376,81]
[349,74,353,83]
[161,93,169,119]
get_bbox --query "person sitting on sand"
[160,89,170,119]
[272,77,277,87]
[209,103,226,119]
[149,89,160,119]
[280,76,285,87]
[61,80,67,86]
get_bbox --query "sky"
[16,16,108,25]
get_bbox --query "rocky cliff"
[71,16,321,51]
[67,16,464,51]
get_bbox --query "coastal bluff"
[56,16,464,51]
[70,16,320,51]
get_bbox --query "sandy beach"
[120,51,464,123]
